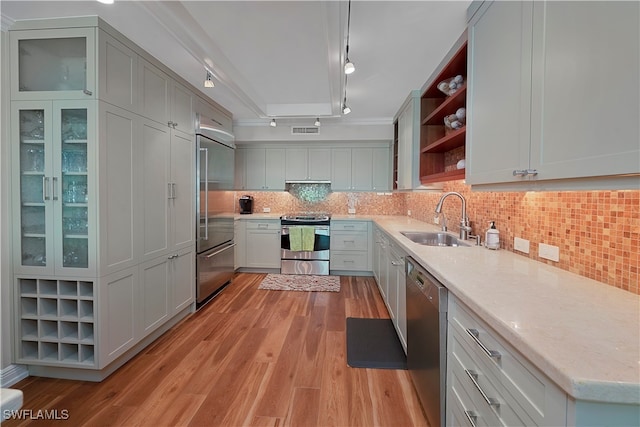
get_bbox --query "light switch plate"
[539,243,560,262]
[514,237,530,254]
[263,207,270,213]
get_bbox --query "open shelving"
[17,277,96,367]
[420,40,468,184]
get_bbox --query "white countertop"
[358,215,640,405]
[235,213,640,404]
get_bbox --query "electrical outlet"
[348,208,356,214]
[514,237,530,254]
[263,207,271,213]
[539,243,560,262]
[407,210,411,216]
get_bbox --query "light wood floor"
[5,273,428,427]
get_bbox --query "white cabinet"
[234,148,247,190]
[138,119,194,263]
[234,220,245,269]
[467,1,640,186]
[98,29,138,112]
[446,294,567,426]
[330,221,371,272]
[243,220,281,268]
[243,148,286,190]
[12,100,97,277]
[285,147,331,181]
[387,240,407,351]
[394,91,421,190]
[10,27,97,101]
[331,147,391,191]
[372,228,389,300]
[170,81,194,135]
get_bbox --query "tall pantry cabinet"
[6,17,221,380]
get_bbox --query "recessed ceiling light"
[96,0,114,4]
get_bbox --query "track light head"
[204,71,214,88]
[270,118,277,127]
[315,118,321,127]
[344,59,355,75]
[342,104,351,115]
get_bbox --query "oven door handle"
[281,225,330,232]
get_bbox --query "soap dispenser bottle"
[485,221,500,250]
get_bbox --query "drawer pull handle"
[466,328,501,359]
[465,369,500,407]
[464,410,478,427]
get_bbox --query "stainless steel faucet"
[434,191,471,240]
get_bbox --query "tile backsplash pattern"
[236,184,639,295]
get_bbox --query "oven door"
[280,225,330,260]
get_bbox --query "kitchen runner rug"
[258,274,340,292]
[346,317,407,370]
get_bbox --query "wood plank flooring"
[4,273,428,427]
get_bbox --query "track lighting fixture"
[315,118,321,127]
[344,0,354,75]
[204,70,214,88]
[342,103,351,115]
[270,118,277,127]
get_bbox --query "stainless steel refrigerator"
[195,114,235,307]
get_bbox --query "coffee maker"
[239,195,254,214]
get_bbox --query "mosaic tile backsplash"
[235,183,639,295]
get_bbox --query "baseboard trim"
[1,364,29,387]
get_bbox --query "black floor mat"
[346,317,407,370]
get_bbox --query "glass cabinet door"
[17,106,53,268]
[10,28,96,100]
[59,108,89,269]
[13,101,94,276]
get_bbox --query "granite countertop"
[351,215,640,405]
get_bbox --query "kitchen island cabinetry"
[466,0,640,188]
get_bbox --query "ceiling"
[1,1,471,127]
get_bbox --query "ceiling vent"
[291,126,320,135]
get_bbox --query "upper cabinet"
[419,40,468,185]
[467,1,640,187]
[394,91,422,190]
[10,27,97,100]
[285,147,331,181]
[331,146,391,192]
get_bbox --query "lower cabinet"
[243,220,281,269]
[446,294,567,426]
[330,220,372,272]
[372,226,407,352]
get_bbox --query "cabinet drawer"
[330,251,368,271]
[450,299,566,426]
[330,232,368,251]
[451,328,533,426]
[244,220,280,230]
[331,221,368,232]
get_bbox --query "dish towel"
[288,226,316,252]
[301,226,315,251]
[289,226,303,251]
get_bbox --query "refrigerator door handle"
[200,147,209,241]
[205,242,236,258]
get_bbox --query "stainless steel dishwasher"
[406,256,448,427]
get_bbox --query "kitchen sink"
[400,231,470,247]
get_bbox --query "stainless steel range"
[280,213,331,275]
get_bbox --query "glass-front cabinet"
[12,100,96,276]
[10,27,96,100]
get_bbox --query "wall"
[241,183,639,295]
